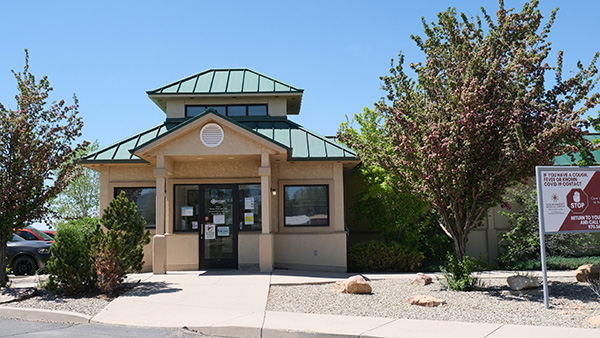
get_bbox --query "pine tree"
[96,192,150,292]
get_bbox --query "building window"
[284,185,329,226]
[174,185,200,232]
[186,104,267,117]
[114,187,156,229]
[239,184,261,231]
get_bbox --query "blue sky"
[0,0,598,148]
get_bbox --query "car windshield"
[25,226,54,241]
[11,234,25,242]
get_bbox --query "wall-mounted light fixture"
[271,188,277,196]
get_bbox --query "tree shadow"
[122,281,182,297]
[481,280,600,304]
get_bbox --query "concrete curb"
[0,306,91,323]
[186,325,262,338]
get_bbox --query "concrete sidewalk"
[3,270,599,337]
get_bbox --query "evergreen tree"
[96,192,150,292]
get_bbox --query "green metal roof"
[82,114,357,164]
[146,69,304,95]
[81,124,172,163]
[553,134,600,165]
[241,118,356,160]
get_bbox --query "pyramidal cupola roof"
[146,68,304,96]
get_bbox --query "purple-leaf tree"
[338,0,599,263]
[0,51,88,286]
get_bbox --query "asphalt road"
[0,317,224,337]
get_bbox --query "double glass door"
[198,185,238,269]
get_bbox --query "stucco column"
[98,166,110,217]
[153,156,167,274]
[259,153,274,272]
[333,162,345,232]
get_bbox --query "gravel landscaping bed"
[0,278,140,317]
[267,276,600,328]
[0,289,112,317]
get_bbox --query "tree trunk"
[0,238,8,287]
[452,232,469,263]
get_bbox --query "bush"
[351,166,453,265]
[348,240,424,272]
[498,185,600,269]
[440,253,483,291]
[44,218,100,294]
[95,191,150,293]
[503,256,600,271]
[44,192,150,295]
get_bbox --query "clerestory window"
[186,104,267,117]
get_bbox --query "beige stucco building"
[83,69,359,273]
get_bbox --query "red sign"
[566,189,588,214]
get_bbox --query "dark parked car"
[15,226,54,242]
[6,234,52,275]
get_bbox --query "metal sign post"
[536,166,600,309]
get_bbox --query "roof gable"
[133,112,289,158]
[146,69,303,96]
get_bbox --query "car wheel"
[12,255,37,276]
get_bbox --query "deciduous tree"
[0,51,87,286]
[338,0,599,262]
[49,141,100,220]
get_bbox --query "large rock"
[406,295,446,307]
[410,273,433,286]
[507,275,541,291]
[332,275,372,294]
[587,316,600,326]
[575,264,600,282]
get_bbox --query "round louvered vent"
[200,123,224,147]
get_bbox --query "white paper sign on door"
[205,224,216,239]
[245,197,254,210]
[213,214,225,224]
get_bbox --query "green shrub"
[503,256,600,271]
[350,166,453,265]
[440,253,482,291]
[348,240,424,272]
[44,218,100,294]
[498,185,600,269]
[95,191,150,293]
[44,192,150,295]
